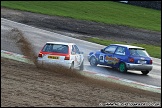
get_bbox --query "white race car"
[37,42,84,70]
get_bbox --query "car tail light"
[129,58,134,62]
[64,55,70,60]
[38,52,43,57]
[150,60,152,64]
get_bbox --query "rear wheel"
[119,62,127,73]
[141,71,149,75]
[90,56,97,66]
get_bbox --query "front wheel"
[90,56,97,66]
[119,62,127,73]
[141,71,149,75]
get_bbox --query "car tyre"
[141,71,149,75]
[119,62,127,73]
[79,60,84,71]
[90,56,97,66]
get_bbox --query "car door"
[103,45,118,66]
[114,46,127,67]
[72,45,81,67]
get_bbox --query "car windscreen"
[42,43,68,54]
[129,48,150,57]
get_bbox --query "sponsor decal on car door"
[105,55,119,65]
[104,45,119,65]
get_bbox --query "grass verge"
[1,1,161,32]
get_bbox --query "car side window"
[104,46,117,54]
[74,45,80,54]
[72,45,75,53]
[115,46,126,55]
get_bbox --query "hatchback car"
[88,44,153,75]
[37,42,84,70]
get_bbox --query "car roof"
[46,42,75,46]
[110,44,145,49]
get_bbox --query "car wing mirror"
[101,49,104,53]
[71,51,76,55]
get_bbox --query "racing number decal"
[99,54,104,63]
[105,56,119,64]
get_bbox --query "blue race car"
[88,44,153,75]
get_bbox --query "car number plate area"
[48,55,59,59]
[138,60,146,64]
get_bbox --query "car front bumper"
[126,63,153,71]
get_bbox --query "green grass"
[1,1,161,58]
[1,1,161,32]
[87,37,161,59]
